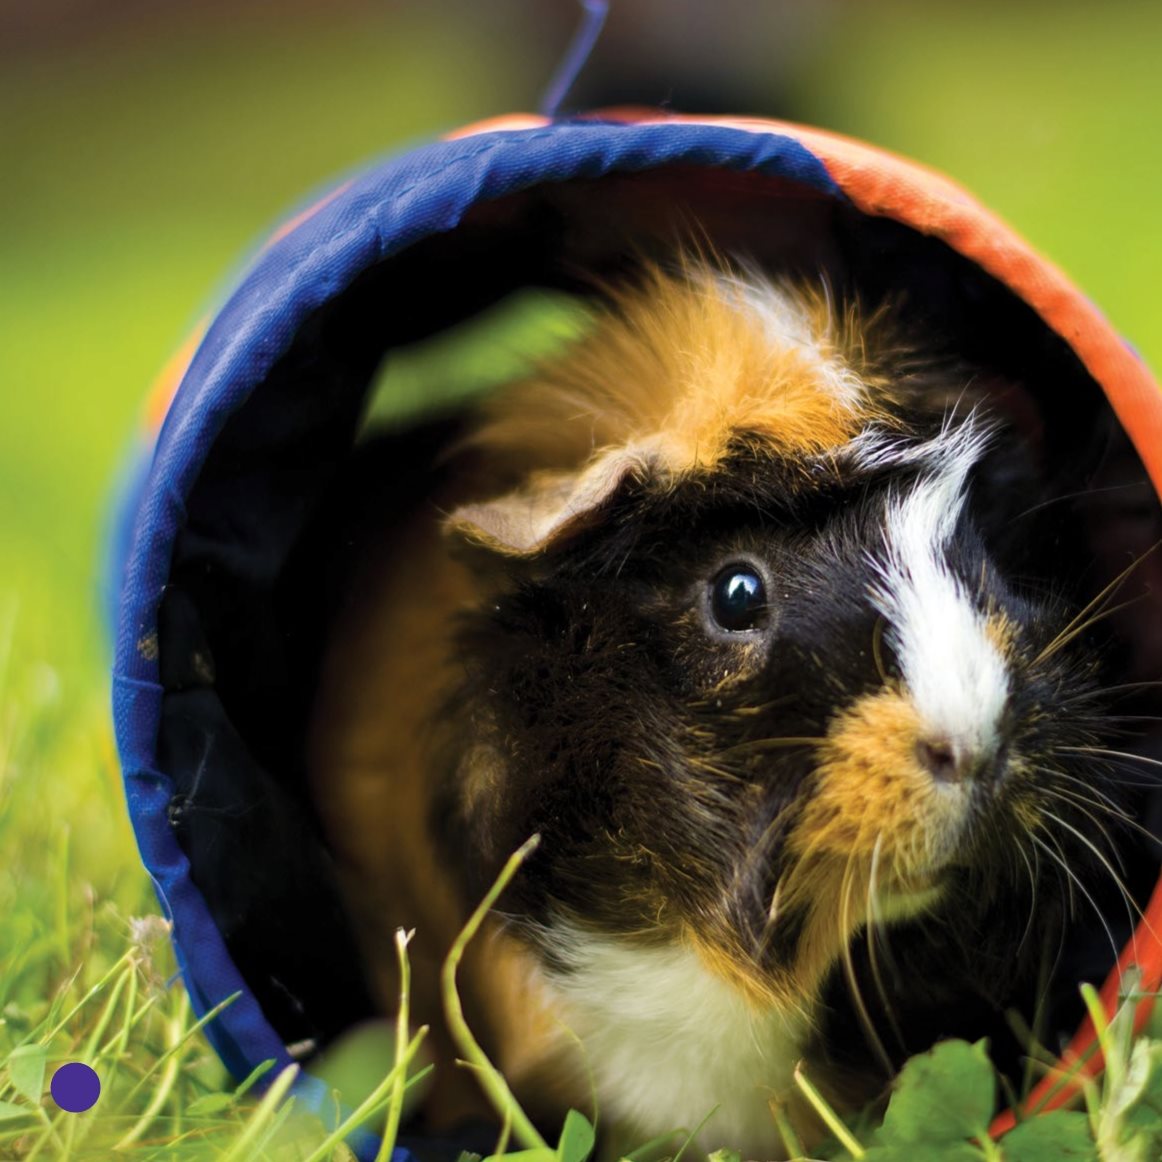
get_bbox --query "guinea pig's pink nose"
[915,735,980,784]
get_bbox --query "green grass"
[4,3,1162,1158]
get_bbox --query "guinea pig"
[308,253,1142,1157]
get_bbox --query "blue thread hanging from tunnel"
[540,0,610,117]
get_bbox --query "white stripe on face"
[869,417,1009,759]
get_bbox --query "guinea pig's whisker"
[762,869,811,961]
[724,694,805,722]
[1011,836,1041,961]
[1049,798,1131,862]
[1055,762,1162,791]
[612,544,638,579]
[765,872,787,931]
[729,697,797,718]
[1009,480,1153,524]
[1037,775,1154,853]
[684,755,747,783]
[1028,831,1076,916]
[710,736,825,760]
[1028,832,1122,966]
[838,854,893,1076]
[866,834,884,928]
[1055,780,1134,827]
[871,617,889,686]
[1035,779,1125,851]
[1035,595,1148,666]
[1052,787,1160,847]
[1058,744,1162,774]
[1033,541,1161,667]
[1073,706,1162,715]
[1038,804,1142,935]
[751,816,796,892]
[1096,679,1162,697]
[1049,839,1149,964]
[1058,679,1162,717]
[866,835,907,1054]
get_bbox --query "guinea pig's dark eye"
[709,564,769,633]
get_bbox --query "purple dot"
[50,1063,101,1113]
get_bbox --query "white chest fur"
[541,924,811,1159]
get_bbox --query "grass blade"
[441,835,547,1152]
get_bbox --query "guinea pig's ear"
[445,443,652,556]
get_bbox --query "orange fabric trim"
[442,114,549,141]
[142,182,355,436]
[143,321,208,434]
[268,180,354,246]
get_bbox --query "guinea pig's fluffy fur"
[309,255,1136,1157]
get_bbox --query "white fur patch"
[870,416,1009,760]
[542,922,809,1157]
[844,412,988,474]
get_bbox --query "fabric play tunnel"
[109,113,1162,1160]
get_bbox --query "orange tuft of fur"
[984,609,1020,660]
[462,259,893,487]
[448,257,906,555]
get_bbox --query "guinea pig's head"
[437,258,1126,1020]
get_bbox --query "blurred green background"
[1,0,1161,1098]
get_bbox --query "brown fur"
[471,264,870,466]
